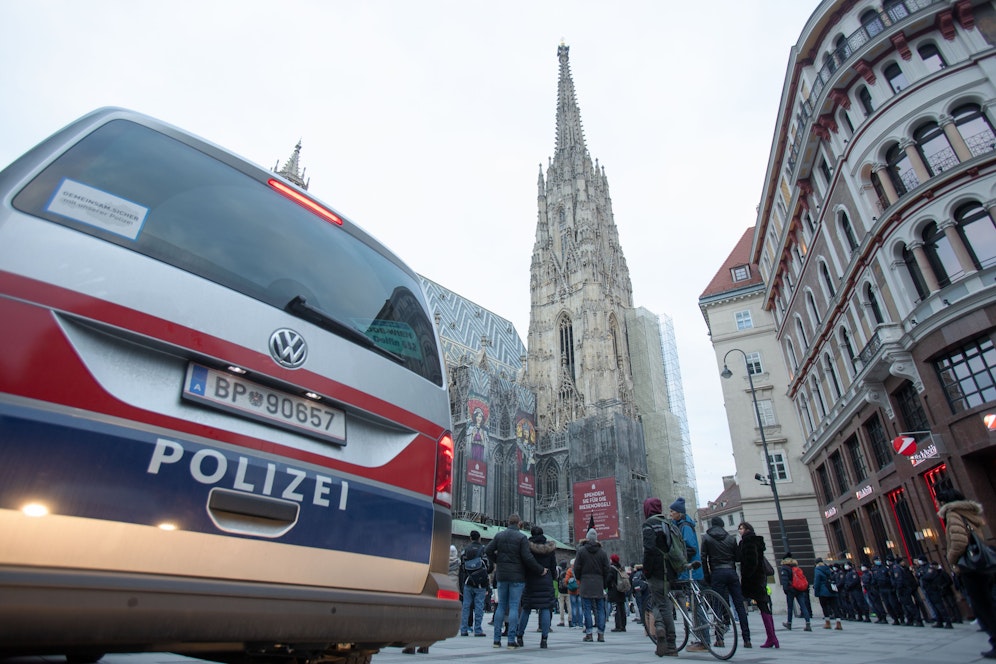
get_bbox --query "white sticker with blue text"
[47,178,148,240]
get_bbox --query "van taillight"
[268,178,343,226]
[434,432,453,508]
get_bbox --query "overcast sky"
[1,1,821,505]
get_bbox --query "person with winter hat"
[813,558,842,630]
[937,488,996,659]
[738,522,778,648]
[574,528,610,642]
[608,553,627,632]
[670,497,708,652]
[701,515,751,647]
[779,553,813,631]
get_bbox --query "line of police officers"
[823,554,962,628]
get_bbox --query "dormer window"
[731,264,751,282]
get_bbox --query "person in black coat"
[483,514,546,648]
[702,516,751,647]
[515,526,558,648]
[738,522,778,648]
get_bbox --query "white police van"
[0,108,458,662]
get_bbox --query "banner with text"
[573,477,620,540]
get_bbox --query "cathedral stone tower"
[527,44,650,563]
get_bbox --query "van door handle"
[206,488,299,538]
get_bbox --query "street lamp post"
[721,348,791,558]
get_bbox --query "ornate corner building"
[754,0,996,565]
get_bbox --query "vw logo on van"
[269,329,307,368]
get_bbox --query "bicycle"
[643,563,738,660]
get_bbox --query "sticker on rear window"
[46,178,149,240]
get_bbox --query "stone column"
[939,113,973,162]
[873,163,899,205]
[908,241,942,293]
[940,219,978,276]
[901,138,932,184]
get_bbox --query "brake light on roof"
[433,432,454,508]
[268,178,343,226]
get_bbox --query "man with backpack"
[642,497,685,657]
[670,497,710,653]
[779,553,813,631]
[459,530,492,637]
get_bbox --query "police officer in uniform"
[846,563,870,622]
[866,558,890,623]
[891,557,923,626]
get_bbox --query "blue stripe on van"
[0,401,432,563]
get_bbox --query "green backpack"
[650,515,688,577]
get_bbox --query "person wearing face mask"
[915,556,953,629]
[844,563,870,622]
[868,556,902,624]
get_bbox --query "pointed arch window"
[559,314,576,383]
[956,201,996,270]
[953,104,996,157]
[541,462,559,501]
[914,121,957,175]
[865,283,885,325]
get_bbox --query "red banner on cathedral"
[572,477,620,540]
[467,458,487,486]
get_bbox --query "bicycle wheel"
[697,588,737,660]
[642,595,689,652]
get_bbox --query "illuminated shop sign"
[855,485,873,500]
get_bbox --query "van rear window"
[13,120,442,386]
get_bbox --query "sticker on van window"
[46,178,149,240]
[358,319,421,360]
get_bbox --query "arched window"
[902,244,930,301]
[865,283,885,325]
[918,43,946,72]
[953,104,996,157]
[821,261,837,297]
[799,396,815,434]
[885,0,909,22]
[541,462,559,500]
[796,316,809,348]
[786,338,799,372]
[559,314,576,382]
[914,121,957,175]
[884,63,909,93]
[840,328,858,374]
[839,108,855,136]
[922,221,959,287]
[840,211,859,251]
[823,52,837,75]
[871,170,889,211]
[835,34,852,62]
[806,290,821,326]
[956,202,996,269]
[858,86,875,115]
[886,142,917,196]
[811,376,827,418]
[861,9,884,37]
[825,353,842,400]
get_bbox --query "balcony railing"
[786,0,944,170]
[966,128,996,157]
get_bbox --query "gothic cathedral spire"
[527,43,636,435]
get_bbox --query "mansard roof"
[699,226,763,300]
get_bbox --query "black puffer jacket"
[520,536,558,610]
[483,525,544,582]
[700,524,739,581]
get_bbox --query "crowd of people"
[432,489,994,659]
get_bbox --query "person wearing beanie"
[701,514,750,647]
[458,530,491,637]
[642,496,678,656]
[574,525,610,643]
[669,497,707,652]
[607,553,628,633]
